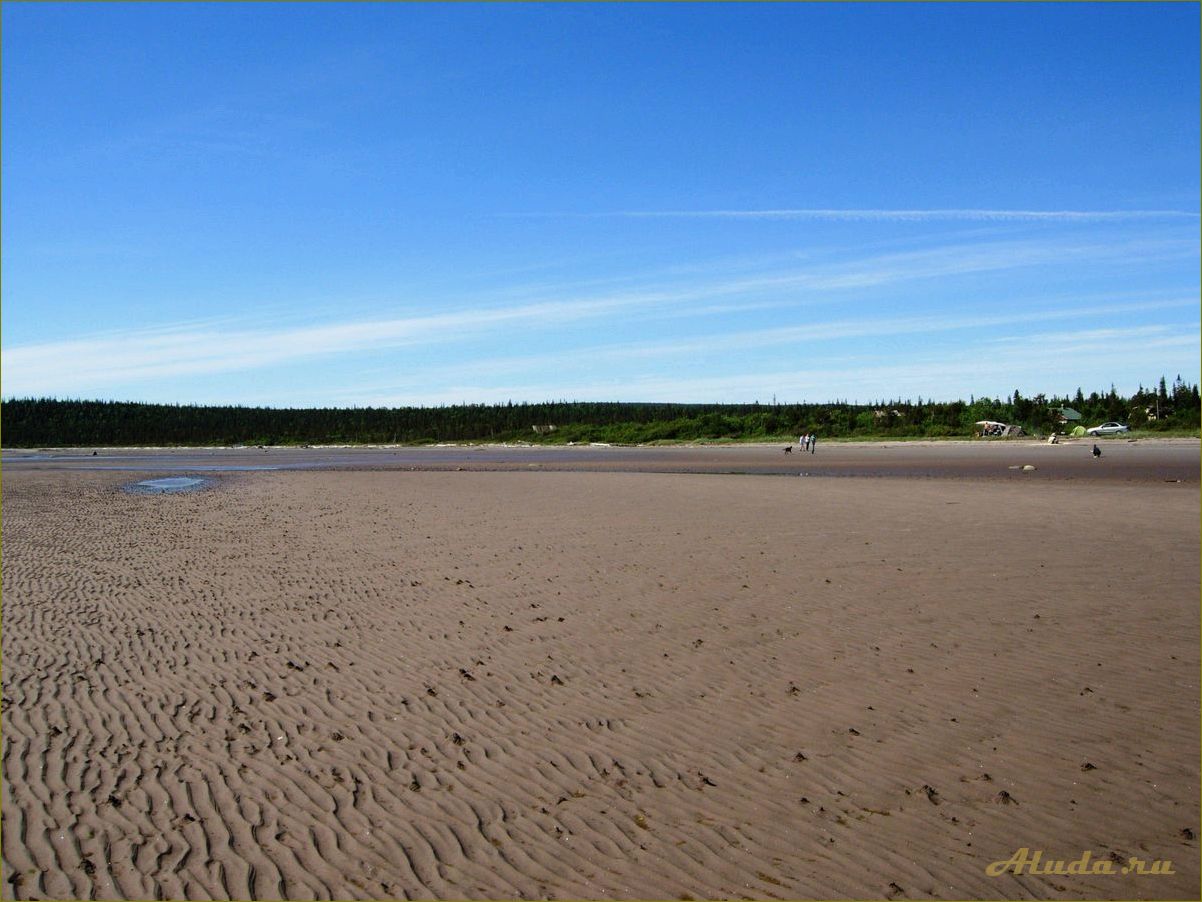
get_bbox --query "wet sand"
[2,462,1199,899]
[2,436,1198,482]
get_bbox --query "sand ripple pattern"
[3,470,1199,899]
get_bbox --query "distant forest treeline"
[2,377,1198,447]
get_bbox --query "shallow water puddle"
[126,476,209,494]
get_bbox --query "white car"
[1086,422,1130,436]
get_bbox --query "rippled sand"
[2,468,1198,899]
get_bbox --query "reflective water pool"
[126,476,209,494]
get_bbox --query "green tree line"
[2,376,1197,447]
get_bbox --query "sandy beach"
[3,436,1198,482]
[2,457,1198,899]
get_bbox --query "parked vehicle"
[1086,422,1130,436]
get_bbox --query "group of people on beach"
[798,432,817,454]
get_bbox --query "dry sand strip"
[2,468,1198,900]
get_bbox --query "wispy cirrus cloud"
[326,298,1199,400]
[576,208,1202,222]
[564,299,1201,362]
[1,297,632,395]
[359,328,1201,408]
[3,234,1196,398]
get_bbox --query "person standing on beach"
[810,433,817,454]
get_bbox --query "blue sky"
[2,2,1198,406]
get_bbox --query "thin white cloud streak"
[644,237,1195,297]
[3,236,1196,397]
[597,209,1202,222]
[369,332,1200,407]
[984,323,1193,346]
[617,302,1199,361]
[1,297,637,394]
[328,299,1198,397]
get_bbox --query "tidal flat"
[2,447,1198,899]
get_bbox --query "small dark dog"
[1092,444,1102,458]
[783,446,793,454]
